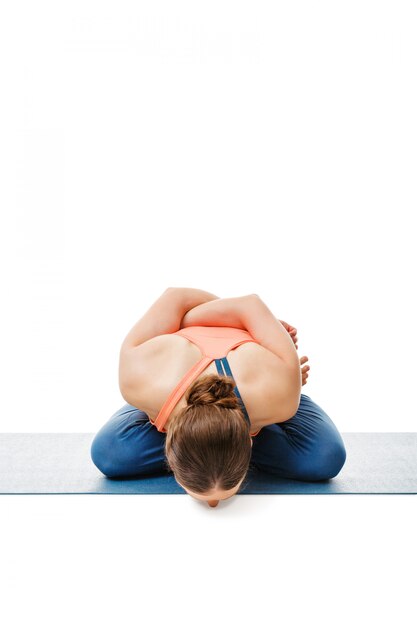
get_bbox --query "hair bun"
[186,373,240,409]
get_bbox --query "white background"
[0,2,416,625]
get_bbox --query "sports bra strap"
[153,355,213,432]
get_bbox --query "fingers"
[299,355,310,385]
[289,328,298,349]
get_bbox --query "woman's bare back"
[120,332,298,433]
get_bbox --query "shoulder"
[119,333,186,379]
[231,343,300,426]
[118,333,197,412]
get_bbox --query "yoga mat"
[0,433,416,494]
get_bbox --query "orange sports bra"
[149,325,261,436]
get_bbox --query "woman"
[91,287,346,507]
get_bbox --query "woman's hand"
[278,319,298,349]
[300,355,310,385]
[278,320,309,383]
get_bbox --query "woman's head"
[164,373,253,506]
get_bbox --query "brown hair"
[164,373,253,495]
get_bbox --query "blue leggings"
[91,394,347,482]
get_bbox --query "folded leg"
[250,394,347,481]
[90,404,168,478]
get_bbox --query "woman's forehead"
[179,479,243,500]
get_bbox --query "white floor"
[1,494,415,626]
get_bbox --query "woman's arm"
[120,287,219,350]
[238,295,301,373]
[180,295,252,330]
[171,287,220,315]
[181,294,300,372]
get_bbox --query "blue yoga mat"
[0,433,416,494]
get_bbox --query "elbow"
[165,287,185,293]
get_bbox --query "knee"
[300,439,347,481]
[90,432,121,478]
